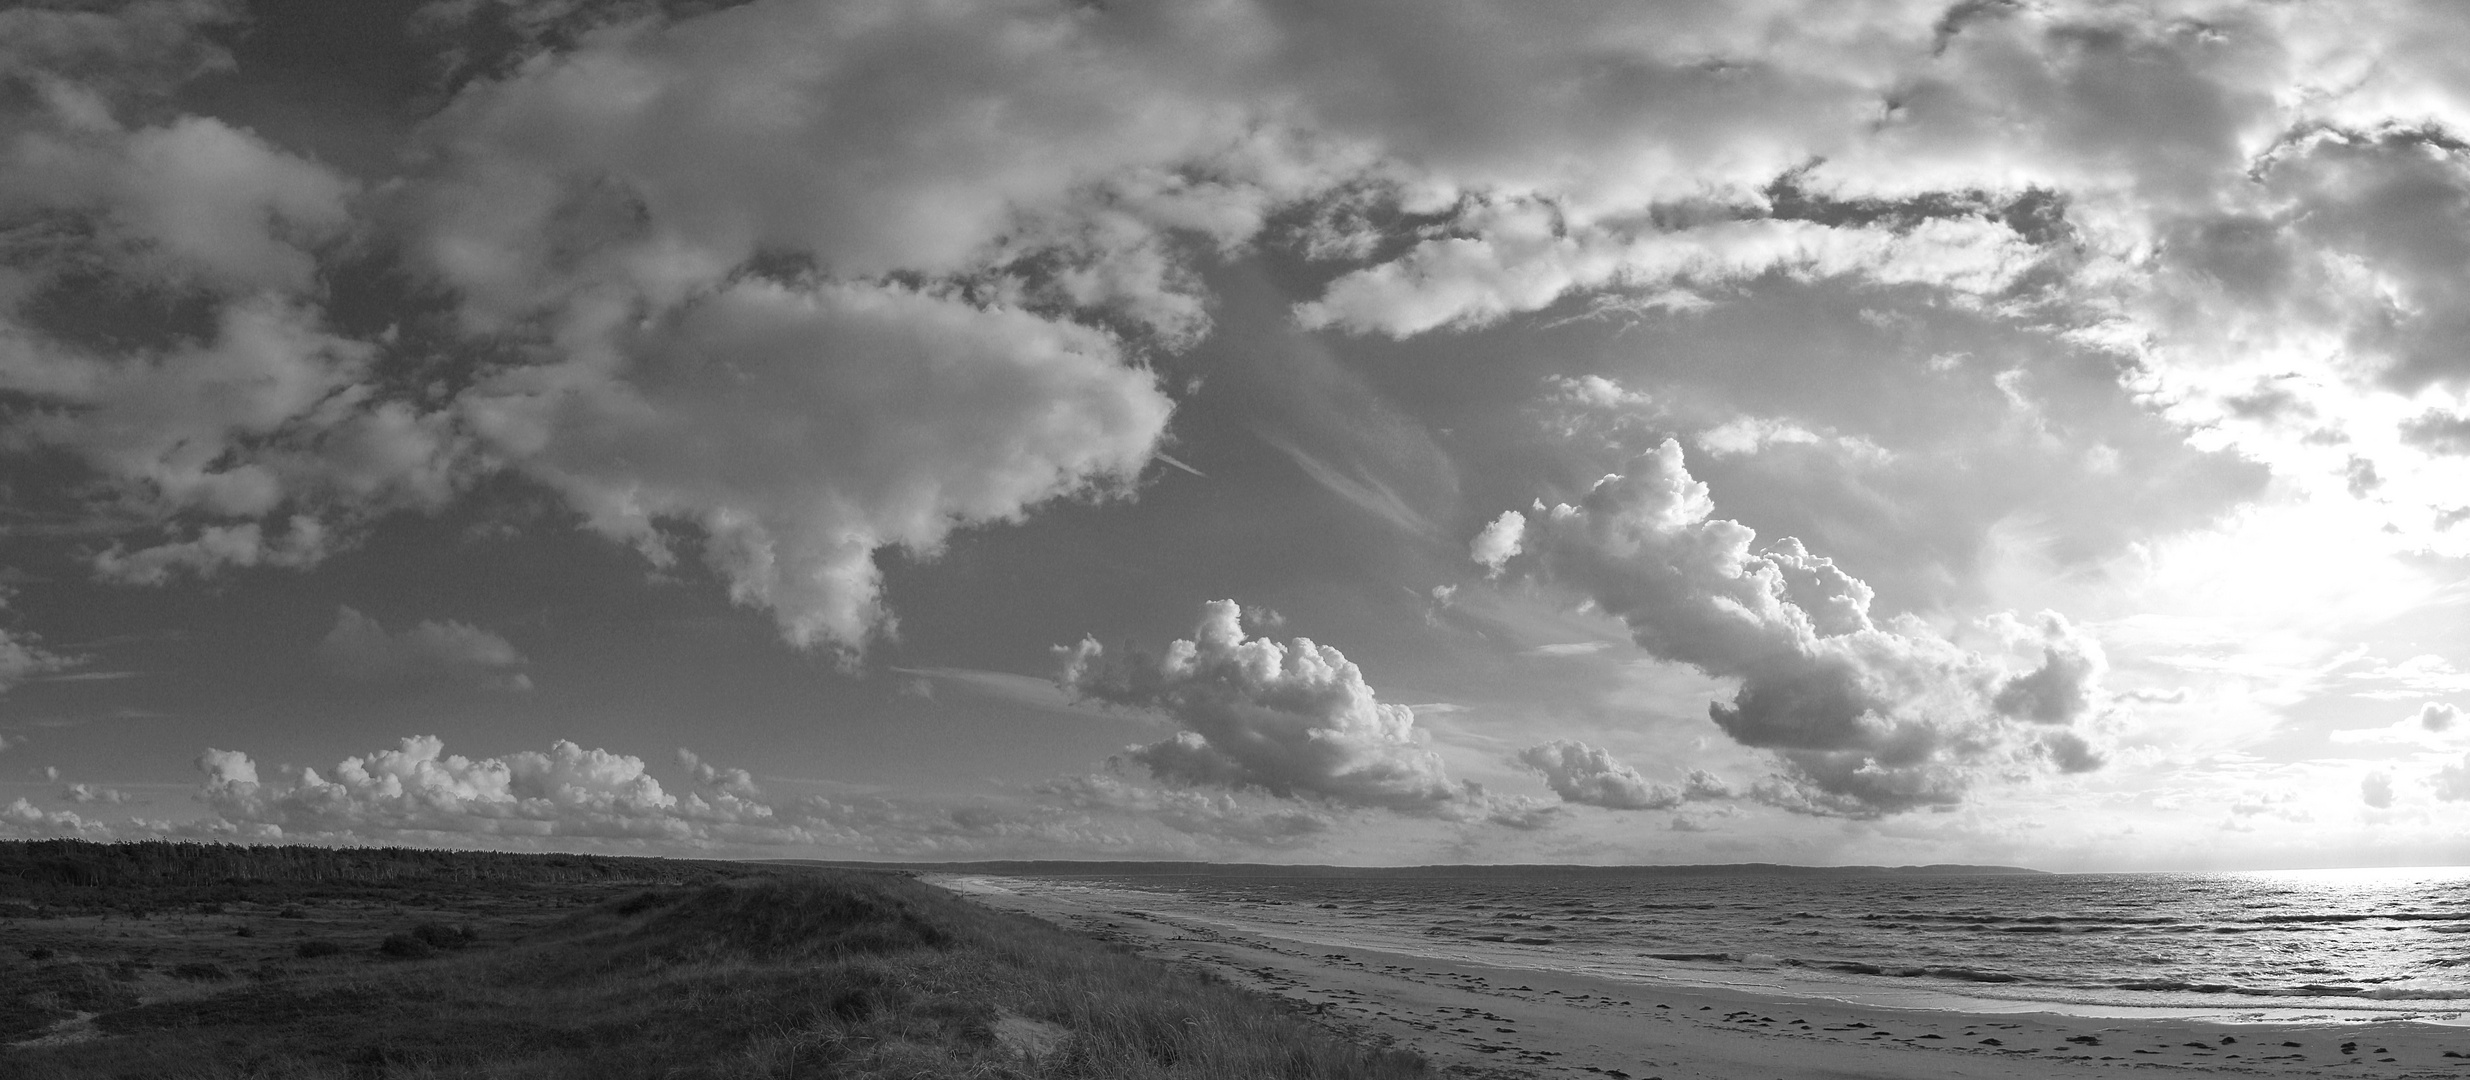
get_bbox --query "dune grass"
[1,844,1430,1079]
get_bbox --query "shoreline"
[933,874,2470,1080]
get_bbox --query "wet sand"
[932,875,2470,1080]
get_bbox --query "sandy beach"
[934,874,2470,1080]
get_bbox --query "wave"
[2103,979,2470,1000]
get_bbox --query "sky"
[2,0,2468,871]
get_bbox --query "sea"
[972,864,2470,1023]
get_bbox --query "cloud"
[1254,428,1443,540]
[2417,701,2460,733]
[1,798,109,838]
[409,0,1354,651]
[1036,773,1333,847]
[1512,740,1730,811]
[0,627,71,693]
[63,783,136,805]
[192,736,822,846]
[2400,411,2470,456]
[675,749,761,800]
[1058,599,1484,816]
[1297,208,2040,338]
[2330,701,2465,746]
[1480,439,2108,816]
[196,747,256,785]
[317,606,532,692]
[1549,375,1652,411]
[887,666,1113,718]
[1521,642,1612,658]
[1469,510,1526,577]
[13,0,2470,653]
[1991,612,2110,726]
[4,734,1188,855]
[92,516,334,586]
[2362,771,2395,810]
[0,5,470,583]
[2434,754,2470,802]
[457,281,1172,652]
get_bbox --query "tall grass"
[3,854,1429,1080]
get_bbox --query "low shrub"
[410,922,476,949]
[377,934,434,959]
[294,940,343,959]
[169,962,229,982]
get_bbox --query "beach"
[935,873,2470,1080]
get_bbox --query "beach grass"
[1,841,1430,1079]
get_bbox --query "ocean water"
[1012,865,2470,1021]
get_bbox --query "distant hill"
[766,859,2050,878]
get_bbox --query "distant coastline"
[763,859,2051,878]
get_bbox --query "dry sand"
[932,875,2470,1080]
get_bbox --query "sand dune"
[936,875,2470,1080]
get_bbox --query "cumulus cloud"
[1992,612,2110,726]
[675,748,761,800]
[0,4,471,583]
[407,0,1350,651]
[1479,439,2108,816]
[0,626,70,693]
[2434,754,2470,802]
[457,281,1171,651]
[0,733,1198,854]
[20,728,1389,856]
[192,736,822,845]
[14,0,2470,649]
[0,798,108,838]
[1512,740,1731,812]
[1549,375,1652,411]
[63,783,136,805]
[2417,701,2460,733]
[2362,771,2395,809]
[1469,510,1526,577]
[2400,411,2470,456]
[1059,599,1491,816]
[317,606,532,691]
[92,516,334,585]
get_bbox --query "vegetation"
[0,841,1431,1079]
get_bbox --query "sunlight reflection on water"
[1049,865,2470,1022]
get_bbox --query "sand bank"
[932,874,2470,1080]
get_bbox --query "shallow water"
[1005,866,2470,1021]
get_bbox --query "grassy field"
[0,841,1432,1079]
